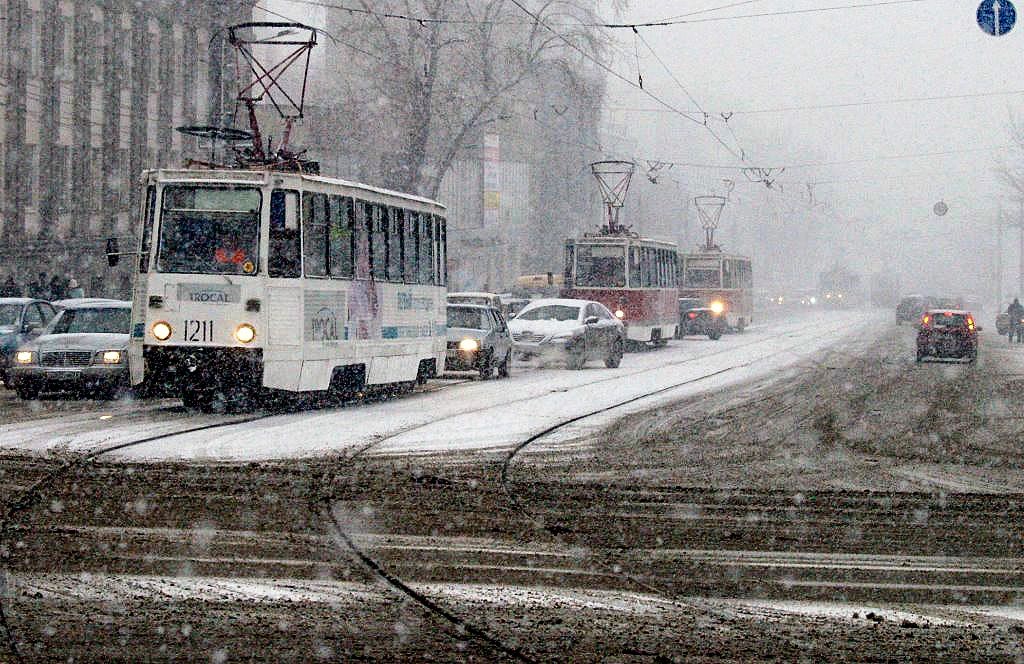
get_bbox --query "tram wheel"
[497,351,511,378]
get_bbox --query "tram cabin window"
[302,192,329,277]
[685,258,721,288]
[269,190,300,278]
[158,186,261,276]
[576,245,626,288]
[564,244,575,283]
[139,185,156,273]
[328,195,354,279]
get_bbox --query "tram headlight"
[152,321,172,341]
[709,300,725,315]
[458,337,479,352]
[614,309,625,320]
[234,323,256,344]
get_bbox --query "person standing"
[1007,297,1024,343]
[0,275,21,297]
[67,277,84,299]
[48,274,67,301]
[28,272,48,299]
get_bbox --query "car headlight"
[458,337,479,352]
[14,350,34,365]
[96,350,123,364]
[234,323,256,344]
[152,321,172,341]
[709,301,725,315]
[614,309,625,320]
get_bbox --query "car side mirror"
[23,322,42,335]
[584,315,599,325]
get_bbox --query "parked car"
[8,299,132,399]
[0,298,58,388]
[508,298,625,370]
[445,304,513,379]
[916,309,980,363]
[896,295,932,324]
[676,297,726,340]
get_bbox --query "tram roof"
[144,169,446,210]
[567,236,677,248]
[680,250,751,261]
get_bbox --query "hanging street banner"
[483,133,501,226]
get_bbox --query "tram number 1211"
[184,320,214,342]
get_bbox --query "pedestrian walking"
[48,274,67,301]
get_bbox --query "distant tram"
[679,251,754,331]
[562,235,679,347]
[126,169,448,411]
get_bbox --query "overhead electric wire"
[277,0,931,28]
[505,0,745,162]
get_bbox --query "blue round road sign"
[978,0,1016,36]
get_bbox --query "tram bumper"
[141,346,263,396]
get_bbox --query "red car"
[916,310,979,363]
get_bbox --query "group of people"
[0,272,85,300]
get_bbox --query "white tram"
[128,168,448,411]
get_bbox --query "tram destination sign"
[178,284,241,304]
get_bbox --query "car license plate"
[50,370,81,380]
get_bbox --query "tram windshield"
[157,186,262,275]
[684,258,722,288]
[50,307,131,335]
[574,244,625,288]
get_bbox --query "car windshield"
[517,305,580,322]
[49,308,131,334]
[446,307,485,329]
[156,186,261,275]
[0,304,21,327]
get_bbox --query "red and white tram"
[679,250,754,331]
[562,235,679,347]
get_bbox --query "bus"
[125,168,448,412]
[678,251,754,331]
[562,235,678,347]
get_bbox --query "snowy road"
[0,309,880,461]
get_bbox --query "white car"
[507,298,625,370]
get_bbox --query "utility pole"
[997,208,1004,308]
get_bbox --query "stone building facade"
[0,0,253,297]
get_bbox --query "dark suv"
[676,298,726,340]
[916,310,979,363]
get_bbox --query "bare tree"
[322,0,613,198]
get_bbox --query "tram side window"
[387,208,403,282]
[641,248,653,288]
[138,185,156,273]
[365,203,387,281]
[628,247,640,288]
[403,211,418,283]
[269,190,301,278]
[328,195,354,279]
[722,260,734,289]
[418,214,434,285]
[564,244,574,284]
[302,192,329,277]
[438,216,448,286]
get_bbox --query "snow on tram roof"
[145,168,445,210]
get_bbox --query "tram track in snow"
[0,312,881,661]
